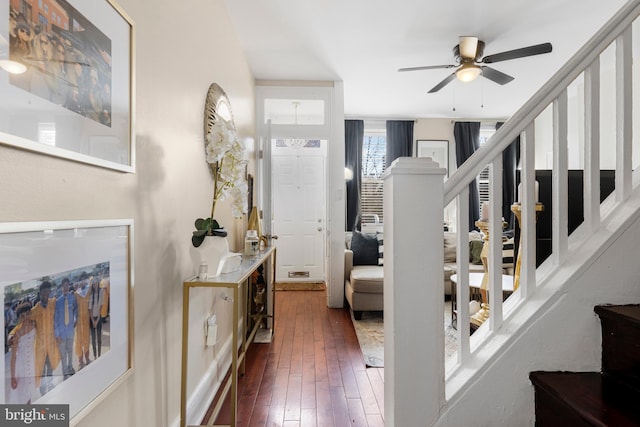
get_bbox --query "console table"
[180,246,276,427]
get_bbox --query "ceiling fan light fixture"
[456,63,481,82]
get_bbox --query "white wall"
[414,119,457,229]
[0,0,255,425]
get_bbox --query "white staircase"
[384,0,640,425]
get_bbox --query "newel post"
[383,157,446,427]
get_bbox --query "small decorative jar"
[244,230,259,257]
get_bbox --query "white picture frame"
[415,139,449,177]
[0,219,133,424]
[0,0,135,172]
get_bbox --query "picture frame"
[415,139,449,177]
[0,219,133,424]
[0,0,135,172]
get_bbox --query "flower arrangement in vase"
[192,115,248,248]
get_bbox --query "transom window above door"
[264,99,325,125]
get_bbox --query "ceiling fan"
[398,36,552,93]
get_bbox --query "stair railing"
[384,0,640,425]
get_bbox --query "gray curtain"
[454,122,481,231]
[345,120,363,231]
[497,122,521,232]
[385,120,414,167]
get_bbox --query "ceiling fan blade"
[398,64,455,72]
[480,66,515,85]
[481,42,552,64]
[428,73,456,93]
[459,36,479,59]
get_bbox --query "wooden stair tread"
[530,371,640,426]
[594,305,640,326]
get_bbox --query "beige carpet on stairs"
[350,302,458,368]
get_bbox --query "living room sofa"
[344,230,510,319]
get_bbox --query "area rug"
[350,311,385,367]
[350,306,458,368]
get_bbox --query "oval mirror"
[204,83,235,178]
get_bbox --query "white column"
[383,157,446,427]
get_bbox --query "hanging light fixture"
[454,36,481,83]
[283,101,308,149]
[455,62,481,82]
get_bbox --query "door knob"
[317,227,322,232]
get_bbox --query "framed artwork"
[0,219,133,423]
[0,0,135,172]
[415,140,449,177]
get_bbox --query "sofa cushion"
[444,231,484,263]
[376,232,384,266]
[351,231,379,265]
[503,238,514,265]
[350,266,384,293]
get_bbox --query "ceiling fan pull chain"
[452,81,456,112]
[481,72,485,108]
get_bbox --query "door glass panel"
[264,99,325,125]
[275,138,321,149]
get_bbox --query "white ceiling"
[223,0,627,120]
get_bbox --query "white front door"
[272,140,326,282]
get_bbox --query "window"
[361,131,386,225]
[477,123,496,204]
[264,99,325,125]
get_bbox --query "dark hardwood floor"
[210,289,384,427]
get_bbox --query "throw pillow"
[376,232,384,266]
[502,239,514,265]
[469,240,484,264]
[351,231,379,266]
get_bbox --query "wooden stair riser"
[531,305,640,426]
[596,306,640,387]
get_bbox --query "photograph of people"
[88,277,104,359]
[30,281,61,395]
[8,302,36,404]
[7,2,113,127]
[3,263,112,402]
[74,273,92,368]
[54,278,78,379]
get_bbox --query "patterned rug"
[350,304,458,368]
[350,311,385,367]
